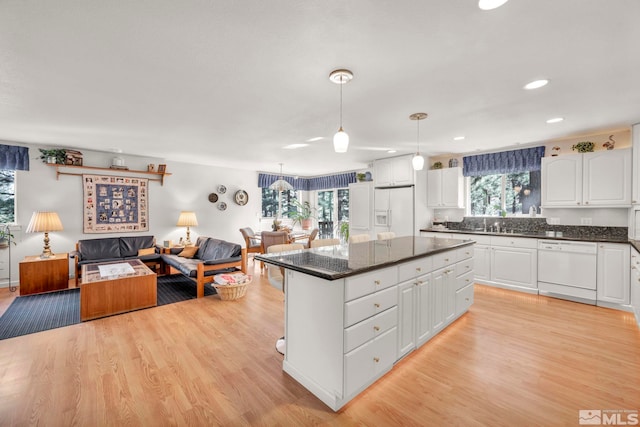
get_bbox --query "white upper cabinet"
[427,167,464,208]
[374,156,414,187]
[632,124,640,204]
[348,182,374,237]
[541,149,631,207]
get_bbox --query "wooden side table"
[19,253,70,295]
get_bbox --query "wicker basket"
[213,278,250,301]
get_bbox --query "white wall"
[1,143,262,286]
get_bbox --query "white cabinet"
[541,149,631,207]
[631,123,640,204]
[631,246,640,327]
[397,280,417,358]
[374,156,414,187]
[348,182,374,239]
[597,243,630,306]
[427,167,464,208]
[489,236,538,292]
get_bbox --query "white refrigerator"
[374,186,415,238]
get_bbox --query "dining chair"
[349,234,370,244]
[266,242,304,355]
[310,238,340,248]
[377,231,396,240]
[239,227,262,263]
[303,228,319,248]
[260,230,289,269]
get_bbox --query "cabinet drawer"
[455,258,474,277]
[490,236,537,249]
[344,286,397,328]
[432,250,456,270]
[456,270,474,291]
[345,267,398,302]
[344,327,397,397]
[344,306,398,353]
[455,283,474,316]
[456,246,474,262]
[398,257,433,282]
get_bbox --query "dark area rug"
[0,274,216,340]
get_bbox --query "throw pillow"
[178,246,199,258]
[137,247,156,256]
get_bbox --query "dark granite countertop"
[255,236,474,280]
[420,228,630,244]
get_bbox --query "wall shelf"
[46,164,172,186]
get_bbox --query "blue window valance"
[0,144,30,171]
[258,172,356,191]
[463,146,545,177]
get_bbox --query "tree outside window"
[261,188,297,218]
[469,171,540,216]
[0,170,15,223]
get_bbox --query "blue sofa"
[73,235,161,285]
[161,236,247,298]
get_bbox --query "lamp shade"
[26,211,63,233]
[333,129,349,153]
[412,154,424,171]
[176,211,198,227]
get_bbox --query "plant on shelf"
[288,200,317,230]
[38,148,67,164]
[0,228,16,248]
[571,141,595,153]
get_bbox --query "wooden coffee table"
[80,259,157,321]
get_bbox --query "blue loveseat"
[72,235,161,285]
[161,236,247,298]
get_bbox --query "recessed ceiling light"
[283,143,309,149]
[387,150,397,153]
[306,137,323,142]
[478,0,509,10]
[453,136,465,141]
[546,117,564,124]
[524,79,549,90]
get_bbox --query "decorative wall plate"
[217,185,227,194]
[208,193,218,203]
[234,190,249,206]
[218,202,227,211]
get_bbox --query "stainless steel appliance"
[537,240,597,304]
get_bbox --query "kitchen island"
[256,236,475,411]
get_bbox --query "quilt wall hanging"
[82,174,149,233]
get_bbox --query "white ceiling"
[1,0,639,176]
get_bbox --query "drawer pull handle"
[374,303,380,308]
[465,298,469,301]
[374,280,381,285]
[374,326,380,331]
[466,279,470,282]
[444,258,449,262]
[416,267,421,272]
[373,357,380,363]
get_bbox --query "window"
[0,170,15,223]
[261,188,297,218]
[337,189,349,221]
[469,171,540,216]
[315,189,350,238]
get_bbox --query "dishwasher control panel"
[538,240,597,254]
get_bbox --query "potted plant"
[0,228,15,248]
[38,148,67,164]
[571,141,595,153]
[338,221,349,243]
[288,200,316,230]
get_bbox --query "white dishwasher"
[537,240,598,304]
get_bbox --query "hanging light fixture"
[410,112,428,170]
[269,163,293,192]
[329,69,353,153]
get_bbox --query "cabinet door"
[397,280,416,358]
[426,170,442,207]
[441,167,463,208]
[583,149,631,206]
[431,268,446,333]
[541,154,582,207]
[597,243,630,304]
[392,156,414,186]
[490,246,537,289]
[345,327,396,397]
[632,124,640,204]
[473,244,491,281]
[349,182,373,233]
[444,268,456,325]
[374,159,393,187]
[415,274,433,347]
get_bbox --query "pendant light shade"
[329,69,353,153]
[269,163,294,192]
[410,112,428,171]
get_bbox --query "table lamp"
[176,211,198,246]
[26,211,64,258]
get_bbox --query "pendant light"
[410,112,428,170]
[329,69,353,153]
[269,163,293,192]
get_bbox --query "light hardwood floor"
[1,262,639,426]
